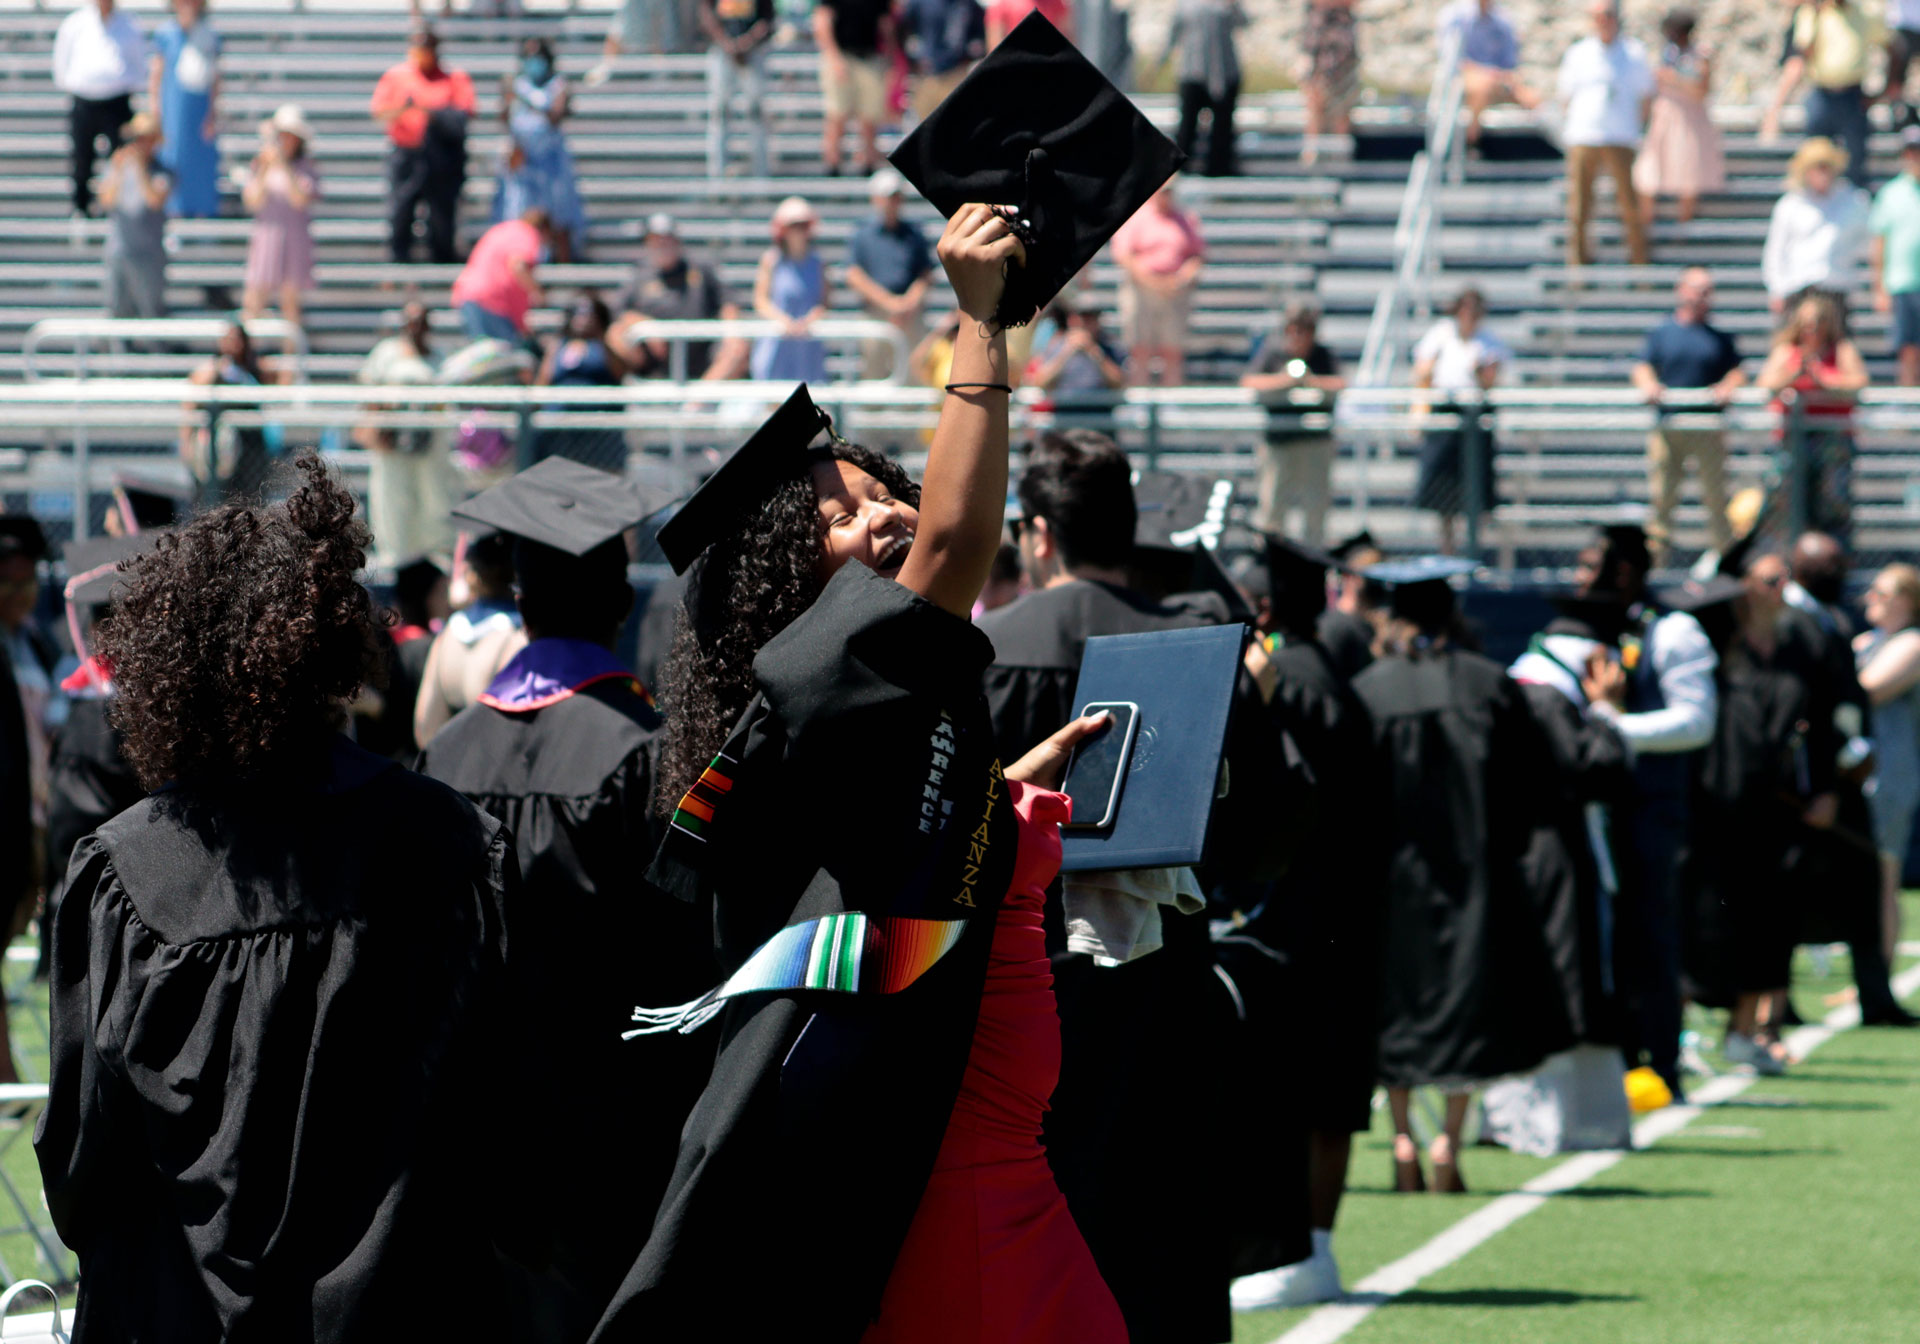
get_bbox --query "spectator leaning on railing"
[1756,289,1868,544]
[611,212,749,381]
[1558,0,1655,269]
[1631,267,1744,563]
[1241,302,1345,545]
[1763,136,1870,313]
[847,169,935,380]
[354,301,450,567]
[54,0,148,219]
[1436,0,1538,148]
[1412,287,1508,555]
[1870,126,1920,386]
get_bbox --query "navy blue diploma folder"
[1059,623,1248,872]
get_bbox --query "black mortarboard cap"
[63,534,158,608]
[1656,574,1745,615]
[394,555,446,611]
[1546,591,1633,645]
[1265,533,1339,579]
[887,12,1185,329]
[1715,528,1761,579]
[0,517,48,563]
[1368,555,1477,627]
[654,385,835,574]
[112,478,189,532]
[1327,529,1380,564]
[452,457,673,559]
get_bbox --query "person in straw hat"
[97,110,171,320]
[1763,136,1870,314]
[241,103,320,335]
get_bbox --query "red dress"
[862,783,1128,1343]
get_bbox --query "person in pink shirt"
[1111,183,1205,385]
[370,27,476,263]
[451,207,554,343]
[985,0,1071,48]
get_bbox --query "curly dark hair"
[655,441,918,814]
[99,454,385,789]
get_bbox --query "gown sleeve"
[35,835,132,1253]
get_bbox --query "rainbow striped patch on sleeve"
[669,751,737,842]
[624,912,969,1037]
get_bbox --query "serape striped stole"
[624,912,969,1037]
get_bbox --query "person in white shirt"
[1557,0,1655,267]
[1412,287,1511,553]
[53,0,149,217]
[1762,136,1871,312]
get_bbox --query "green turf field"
[1233,895,1920,1344]
[1,904,1914,1334]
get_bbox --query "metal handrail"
[611,317,914,383]
[22,317,311,382]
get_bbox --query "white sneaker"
[1723,1031,1786,1076]
[1230,1249,1343,1311]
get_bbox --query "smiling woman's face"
[811,459,919,583]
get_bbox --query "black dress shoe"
[1859,1006,1920,1027]
[1779,1000,1807,1027]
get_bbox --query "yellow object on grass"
[1625,1066,1673,1114]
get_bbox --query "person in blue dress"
[750,195,830,382]
[147,0,221,218]
[494,37,587,262]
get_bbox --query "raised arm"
[893,204,1023,616]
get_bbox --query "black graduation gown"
[35,738,535,1343]
[1253,638,1384,1131]
[977,579,1305,1344]
[42,692,144,977]
[0,641,32,943]
[1513,679,1632,1044]
[1317,607,1376,681]
[591,564,1020,1343]
[1352,649,1575,1088]
[1680,614,1837,1005]
[416,650,714,1335]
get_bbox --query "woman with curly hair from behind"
[34,455,539,1343]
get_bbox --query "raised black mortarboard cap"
[63,534,158,608]
[887,12,1186,329]
[1546,591,1633,645]
[653,385,835,574]
[452,456,673,558]
[0,517,48,563]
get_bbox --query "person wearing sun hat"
[1763,136,1871,312]
[97,110,170,320]
[749,195,830,382]
[241,103,319,333]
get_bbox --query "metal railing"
[1352,30,1468,397]
[610,316,914,384]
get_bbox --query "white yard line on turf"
[1270,961,1920,1344]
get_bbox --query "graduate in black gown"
[40,537,155,985]
[35,457,540,1342]
[416,458,716,1338]
[1352,558,1574,1194]
[1505,595,1637,1051]
[592,213,1140,1344]
[1318,529,1382,680]
[1679,548,1838,1074]
[976,437,1308,1344]
[1225,535,1384,1311]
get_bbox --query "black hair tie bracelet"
[945,382,1014,394]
